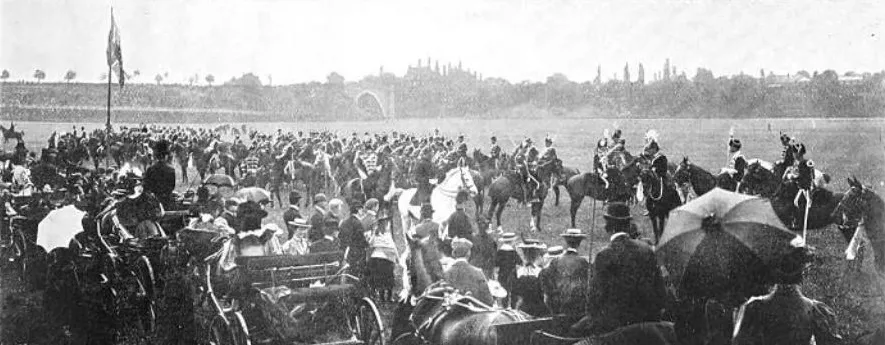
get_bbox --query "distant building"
[838,74,864,85]
[764,73,810,88]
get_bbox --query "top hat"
[603,202,632,221]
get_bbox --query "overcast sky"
[1,0,882,84]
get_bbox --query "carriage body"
[204,251,386,345]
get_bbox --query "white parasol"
[37,205,86,252]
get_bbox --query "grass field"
[3,117,885,343]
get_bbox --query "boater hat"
[500,232,517,242]
[561,228,588,239]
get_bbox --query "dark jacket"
[414,158,436,192]
[733,286,841,345]
[445,259,494,307]
[144,161,176,208]
[308,207,326,242]
[540,250,590,316]
[580,234,666,335]
[282,206,302,236]
[310,236,340,254]
[446,208,473,240]
[339,214,369,259]
[221,211,240,233]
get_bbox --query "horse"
[638,169,682,244]
[471,149,506,216]
[739,161,782,198]
[672,157,738,201]
[342,157,400,212]
[391,235,532,345]
[486,158,561,232]
[395,165,478,234]
[0,124,24,143]
[552,165,580,207]
[207,152,236,176]
[564,161,641,228]
[832,177,885,273]
[769,180,842,233]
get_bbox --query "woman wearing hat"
[494,232,521,308]
[511,241,549,316]
[721,137,747,190]
[367,210,398,302]
[733,246,841,345]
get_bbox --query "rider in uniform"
[410,147,436,207]
[721,137,747,191]
[489,136,502,170]
[523,140,541,203]
[539,136,558,187]
[445,142,470,171]
[643,137,670,186]
[593,139,610,188]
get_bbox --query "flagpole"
[107,64,112,130]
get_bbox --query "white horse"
[392,166,478,236]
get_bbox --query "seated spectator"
[281,218,310,256]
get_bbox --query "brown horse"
[552,165,580,207]
[564,161,640,228]
[0,124,24,143]
[486,159,560,232]
[740,161,781,198]
[673,157,738,200]
[638,169,682,244]
[832,177,885,273]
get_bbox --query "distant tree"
[33,69,45,82]
[155,74,163,85]
[205,74,215,86]
[623,63,631,83]
[225,73,263,87]
[326,72,345,86]
[637,63,645,84]
[1,69,9,83]
[594,65,602,85]
[100,73,108,81]
[64,70,77,83]
[796,70,811,79]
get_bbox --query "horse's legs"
[486,198,497,226]
[553,186,561,206]
[494,201,506,228]
[569,197,583,228]
[474,191,484,218]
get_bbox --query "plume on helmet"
[728,126,735,137]
[645,129,660,143]
[603,128,611,140]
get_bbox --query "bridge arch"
[355,90,386,118]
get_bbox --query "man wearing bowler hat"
[445,237,494,306]
[144,139,177,209]
[309,193,329,242]
[541,228,590,318]
[339,198,369,277]
[573,202,666,336]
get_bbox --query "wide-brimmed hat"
[603,202,632,221]
[546,246,564,256]
[561,228,588,239]
[500,232,517,242]
[314,193,328,204]
[420,203,434,217]
[287,218,311,228]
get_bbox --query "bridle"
[644,170,664,201]
[835,186,866,227]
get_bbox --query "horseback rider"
[354,142,379,181]
[643,134,670,186]
[410,148,437,207]
[514,138,541,203]
[721,136,747,190]
[593,139,610,188]
[538,136,559,186]
[489,136,501,170]
[445,142,470,171]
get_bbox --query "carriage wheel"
[136,255,157,300]
[208,314,235,345]
[230,311,251,345]
[352,297,386,345]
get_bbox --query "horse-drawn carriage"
[196,250,386,345]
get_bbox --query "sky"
[1,0,883,85]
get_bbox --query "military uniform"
[411,151,436,206]
[722,138,747,184]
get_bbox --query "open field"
[3,117,885,343]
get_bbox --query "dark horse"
[342,158,400,212]
[552,165,580,207]
[832,177,885,273]
[486,159,560,232]
[0,124,24,143]
[672,157,739,200]
[472,149,509,216]
[391,236,531,345]
[770,180,842,233]
[638,169,682,244]
[563,161,640,228]
[740,161,782,198]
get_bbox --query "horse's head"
[673,156,691,185]
[440,166,478,197]
[619,158,642,187]
[832,177,870,227]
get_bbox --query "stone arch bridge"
[345,82,396,119]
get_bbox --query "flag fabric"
[107,9,124,87]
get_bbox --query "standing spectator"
[360,198,380,234]
[367,211,397,302]
[540,229,590,318]
[446,191,473,241]
[494,232,521,308]
[511,242,549,317]
[308,193,328,242]
[339,199,369,278]
[469,216,497,279]
[444,238,494,306]
[573,202,666,336]
[220,199,240,232]
[282,191,303,238]
[733,247,841,345]
[144,139,176,209]
[309,221,339,253]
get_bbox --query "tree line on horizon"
[1,63,883,120]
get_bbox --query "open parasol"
[203,174,235,188]
[36,205,86,252]
[656,188,802,300]
[236,187,272,203]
